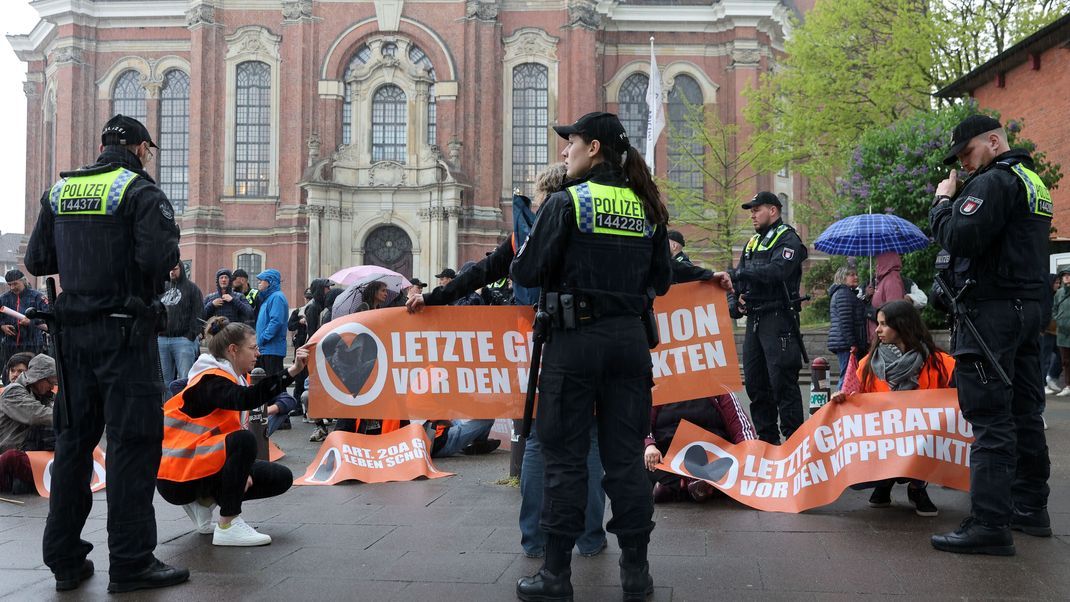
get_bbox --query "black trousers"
[157,430,292,517]
[742,310,804,444]
[954,299,1049,526]
[538,317,654,542]
[42,318,164,578]
[257,354,284,375]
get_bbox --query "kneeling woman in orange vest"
[832,299,955,517]
[157,316,308,546]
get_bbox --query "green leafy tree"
[932,0,1070,88]
[744,0,935,230]
[745,0,1070,231]
[659,100,775,269]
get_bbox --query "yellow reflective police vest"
[567,182,653,238]
[48,167,138,216]
[1008,163,1052,218]
[744,224,790,257]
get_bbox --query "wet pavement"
[1,387,1068,600]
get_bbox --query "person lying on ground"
[643,392,757,503]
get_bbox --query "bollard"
[809,357,830,415]
[510,419,526,478]
[247,367,271,460]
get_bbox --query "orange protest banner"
[294,423,452,486]
[658,389,972,513]
[26,447,107,499]
[307,281,739,419]
[268,440,285,462]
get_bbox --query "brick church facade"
[10,0,812,302]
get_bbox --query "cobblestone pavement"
[1,388,1068,600]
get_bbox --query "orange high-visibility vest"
[159,368,243,482]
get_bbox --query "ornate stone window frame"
[232,248,267,277]
[662,61,718,105]
[501,27,559,200]
[97,56,192,101]
[223,26,282,200]
[343,36,435,167]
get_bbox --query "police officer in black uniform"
[26,115,189,592]
[929,115,1052,556]
[509,112,672,602]
[728,192,808,444]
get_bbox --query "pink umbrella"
[327,266,412,318]
[328,265,411,287]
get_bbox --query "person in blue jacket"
[254,269,289,375]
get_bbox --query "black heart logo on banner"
[321,332,379,396]
[682,445,734,484]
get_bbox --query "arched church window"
[159,70,190,213]
[371,85,408,163]
[511,63,548,191]
[619,72,650,157]
[234,61,272,197]
[112,70,147,123]
[341,45,372,145]
[667,74,704,197]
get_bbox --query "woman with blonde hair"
[157,317,307,546]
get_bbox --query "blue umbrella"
[813,213,930,257]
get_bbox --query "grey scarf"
[870,344,925,391]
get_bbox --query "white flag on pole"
[644,37,665,169]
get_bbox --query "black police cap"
[101,114,158,149]
[741,191,782,210]
[435,268,456,279]
[943,114,1002,165]
[667,230,685,247]
[552,112,630,155]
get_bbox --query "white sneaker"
[1043,415,1049,430]
[182,501,215,535]
[1046,377,1060,393]
[212,517,271,547]
[1057,387,1070,397]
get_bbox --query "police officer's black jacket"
[930,149,1049,301]
[511,162,672,313]
[25,146,180,318]
[729,218,807,310]
[424,237,516,306]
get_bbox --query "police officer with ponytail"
[511,112,674,602]
[26,115,188,593]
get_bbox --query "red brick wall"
[971,46,1070,237]
[21,2,808,303]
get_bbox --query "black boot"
[1011,506,1052,537]
[618,535,654,602]
[931,517,1015,556]
[107,558,190,594]
[517,535,573,602]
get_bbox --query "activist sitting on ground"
[2,351,35,388]
[0,354,56,494]
[425,419,501,457]
[831,299,955,517]
[644,392,757,503]
[157,316,307,546]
